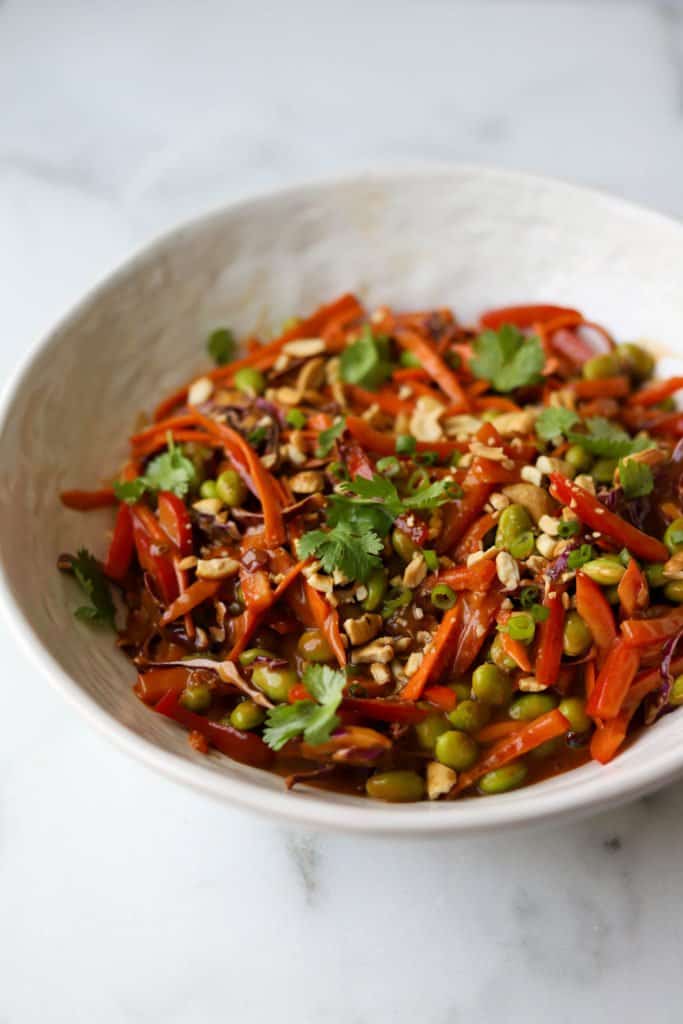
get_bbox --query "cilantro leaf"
[340,474,457,517]
[263,664,346,750]
[619,458,654,499]
[567,418,649,459]
[70,549,116,628]
[115,435,198,503]
[536,407,580,442]
[207,327,236,366]
[339,326,393,390]
[113,478,148,503]
[470,325,544,392]
[297,522,384,582]
[316,417,346,458]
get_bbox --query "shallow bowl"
[2,164,683,835]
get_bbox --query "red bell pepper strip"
[621,606,683,647]
[535,587,565,688]
[337,438,374,480]
[449,710,570,796]
[346,385,411,417]
[549,474,669,563]
[341,697,430,724]
[157,491,194,556]
[155,688,274,768]
[617,558,649,618]
[400,601,463,700]
[60,487,117,510]
[228,560,308,660]
[131,505,178,604]
[589,661,679,763]
[423,685,458,712]
[627,376,683,407]
[394,327,469,411]
[437,484,492,554]
[479,304,581,330]
[452,590,502,676]
[586,638,641,719]
[453,514,498,563]
[134,667,189,704]
[575,572,616,657]
[104,503,134,582]
[161,579,221,624]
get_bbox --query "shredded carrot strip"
[161,579,221,625]
[394,327,469,411]
[400,602,463,701]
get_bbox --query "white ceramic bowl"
[2,165,683,836]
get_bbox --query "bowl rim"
[2,160,683,836]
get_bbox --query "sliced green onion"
[396,434,417,455]
[567,544,595,570]
[506,612,535,643]
[422,549,439,572]
[557,519,581,539]
[286,408,307,429]
[376,455,401,477]
[530,604,550,623]
[406,468,430,495]
[382,587,412,618]
[431,583,456,610]
[520,585,541,609]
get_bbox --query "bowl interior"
[2,165,683,833]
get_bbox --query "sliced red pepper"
[450,710,570,795]
[586,638,640,718]
[154,689,273,768]
[549,474,669,563]
[571,376,630,399]
[479,304,581,330]
[423,685,457,712]
[342,697,430,724]
[535,587,565,688]
[104,503,134,582]
[452,590,502,676]
[134,667,189,704]
[436,559,497,592]
[627,376,683,408]
[617,558,649,618]
[621,606,683,647]
[437,484,492,555]
[575,571,616,657]
[338,438,374,480]
[131,506,178,605]
[345,416,464,459]
[158,491,193,556]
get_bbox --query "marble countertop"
[3,1,683,1021]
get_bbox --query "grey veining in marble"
[2,1,683,1021]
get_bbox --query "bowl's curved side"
[2,164,683,834]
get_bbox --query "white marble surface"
[2,1,683,1020]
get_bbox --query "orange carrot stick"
[160,579,222,625]
[627,376,683,407]
[394,328,469,411]
[586,638,640,718]
[450,710,570,795]
[400,602,463,701]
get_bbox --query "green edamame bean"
[645,563,667,588]
[199,479,218,499]
[558,697,591,733]
[179,682,212,713]
[617,342,655,381]
[664,518,683,554]
[495,504,533,553]
[251,664,297,702]
[239,647,276,666]
[435,730,479,771]
[363,569,387,612]
[562,610,593,657]
[581,558,626,586]
[215,468,248,507]
[448,699,491,733]
[471,664,512,706]
[297,628,334,662]
[229,700,266,730]
[234,367,266,395]
[509,693,558,722]
[449,682,472,703]
[583,352,621,380]
[415,713,449,751]
[489,633,517,672]
[592,457,618,485]
[479,761,528,794]
[366,770,425,802]
[392,528,418,563]
[565,444,593,473]
[399,349,422,368]
[670,675,683,706]
[665,580,683,604]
